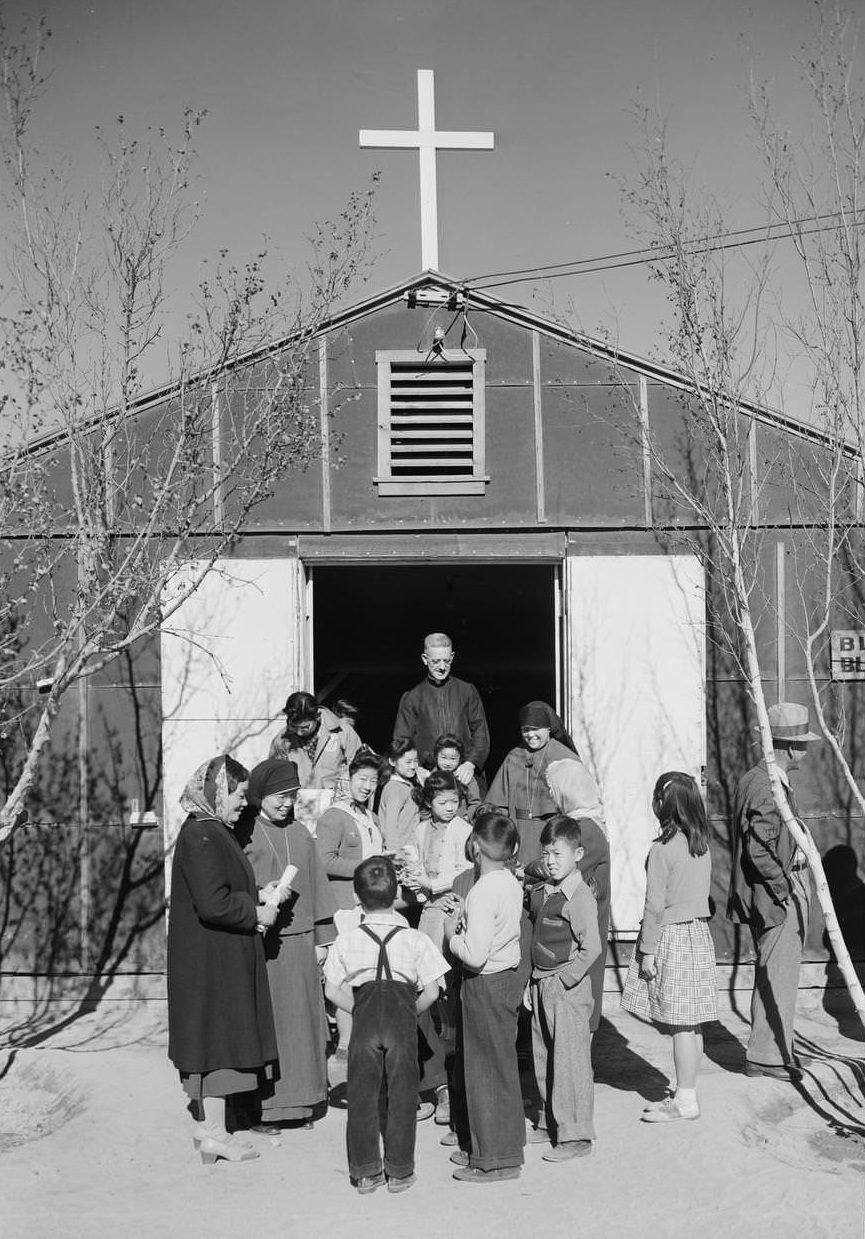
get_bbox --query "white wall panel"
[565,554,705,934]
[160,558,307,859]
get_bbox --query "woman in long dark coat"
[241,758,337,1129]
[486,701,578,865]
[167,754,278,1164]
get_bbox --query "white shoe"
[641,1097,700,1123]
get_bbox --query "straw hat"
[768,702,820,744]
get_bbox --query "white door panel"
[564,554,705,934]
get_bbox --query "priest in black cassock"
[392,632,490,786]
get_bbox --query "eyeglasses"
[425,655,454,666]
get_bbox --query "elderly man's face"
[422,643,454,684]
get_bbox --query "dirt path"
[1,996,862,1239]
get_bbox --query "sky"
[0,0,848,413]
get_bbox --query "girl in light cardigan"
[402,770,473,951]
[621,772,717,1122]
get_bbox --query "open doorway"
[310,563,557,777]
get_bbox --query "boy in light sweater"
[444,812,526,1183]
[527,814,601,1161]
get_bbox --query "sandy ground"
[1,991,863,1239]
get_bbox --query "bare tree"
[610,0,865,1027]
[0,16,376,844]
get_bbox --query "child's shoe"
[416,1100,435,1122]
[641,1097,700,1122]
[542,1140,592,1161]
[434,1085,451,1125]
[439,1129,459,1146]
[355,1172,385,1194]
[387,1173,416,1194]
[452,1165,521,1183]
[449,1149,469,1167]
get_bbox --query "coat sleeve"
[485,753,513,814]
[393,689,418,744]
[315,810,358,879]
[742,785,794,904]
[463,684,490,770]
[305,832,338,946]
[577,820,610,886]
[463,777,482,821]
[341,723,362,768]
[637,842,669,955]
[177,823,258,932]
[558,886,602,989]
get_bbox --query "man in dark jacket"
[727,702,820,1081]
[392,632,490,785]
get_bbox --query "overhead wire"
[461,209,865,291]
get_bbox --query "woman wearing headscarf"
[240,758,337,1130]
[541,759,610,1032]
[167,754,277,1164]
[485,702,578,866]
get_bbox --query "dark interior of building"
[311,563,557,778]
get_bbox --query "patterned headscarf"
[180,754,249,824]
[545,758,607,837]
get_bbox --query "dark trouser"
[461,967,526,1171]
[417,1004,449,1091]
[748,871,811,1066]
[347,979,418,1180]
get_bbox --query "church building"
[5,72,860,993]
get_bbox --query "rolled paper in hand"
[257,863,299,933]
[267,863,298,908]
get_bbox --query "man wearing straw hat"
[727,702,820,1081]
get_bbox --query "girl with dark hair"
[404,771,474,949]
[376,737,423,852]
[621,771,717,1123]
[167,755,278,1163]
[486,701,579,866]
[434,733,481,822]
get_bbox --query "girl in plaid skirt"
[621,772,717,1122]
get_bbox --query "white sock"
[674,1087,698,1110]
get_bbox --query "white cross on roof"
[360,69,495,271]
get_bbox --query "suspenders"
[359,923,404,981]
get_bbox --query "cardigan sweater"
[638,830,712,954]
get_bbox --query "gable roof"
[18,268,850,457]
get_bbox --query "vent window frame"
[374,348,488,497]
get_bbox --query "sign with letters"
[831,630,865,680]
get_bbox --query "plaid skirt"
[621,919,718,1027]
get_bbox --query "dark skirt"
[260,930,329,1120]
[181,1068,263,1100]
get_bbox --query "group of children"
[321,761,716,1193]
[322,808,603,1191]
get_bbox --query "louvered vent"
[388,360,475,478]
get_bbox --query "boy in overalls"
[324,856,449,1195]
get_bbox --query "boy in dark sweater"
[527,815,601,1161]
